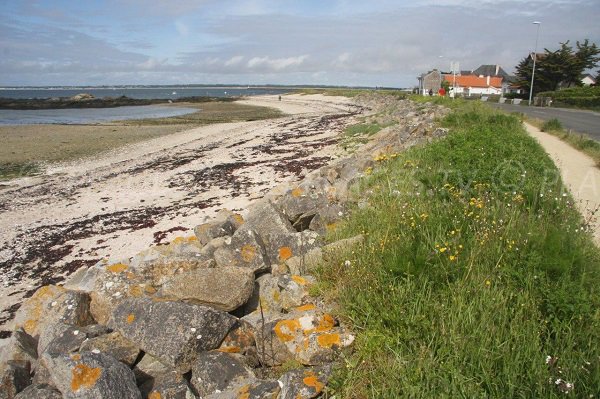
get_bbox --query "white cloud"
[246,55,309,71]
[175,20,190,37]
[224,55,244,66]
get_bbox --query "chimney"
[495,65,499,75]
[486,76,490,85]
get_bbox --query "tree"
[514,39,600,95]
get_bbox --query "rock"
[139,371,193,399]
[89,260,138,326]
[306,203,345,234]
[0,362,31,399]
[79,332,140,367]
[323,234,364,254]
[14,384,62,399]
[203,379,280,399]
[199,236,227,258]
[109,298,236,372]
[194,209,244,245]
[157,267,255,312]
[41,351,141,398]
[255,308,354,366]
[253,318,294,367]
[63,265,104,292]
[245,201,296,238]
[70,93,95,101]
[244,274,282,314]
[190,351,255,397]
[262,230,321,270]
[132,354,172,385]
[217,320,257,363]
[277,275,316,311]
[275,179,334,224]
[39,323,111,357]
[13,286,94,339]
[284,248,323,276]
[213,226,270,273]
[279,365,332,399]
[0,329,37,368]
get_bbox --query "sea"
[0,86,290,125]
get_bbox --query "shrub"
[541,118,563,132]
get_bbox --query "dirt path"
[524,122,600,244]
[0,94,363,332]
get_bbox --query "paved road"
[488,102,600,141]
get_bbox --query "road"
[488,102,600,141]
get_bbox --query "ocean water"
[0,86,289,100]
[0,105,198,125]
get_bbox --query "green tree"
[441,79,450,95]
[515,39,600,95]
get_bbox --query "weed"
[541,118,563,132]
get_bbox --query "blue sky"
[1,0,599,87]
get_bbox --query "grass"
[525,116,600,167]
[340,120,397,151]
[315,102,600,397]
[0,102,283,181]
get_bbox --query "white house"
[443,74,503,96]
[582,74,597,86]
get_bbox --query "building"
[417,69,443,95]
[443,74,503,96]
[582,74,597,86]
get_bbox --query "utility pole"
[528,21,541,106]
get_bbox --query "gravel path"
[524,122,600,245]
[0,94,363,333]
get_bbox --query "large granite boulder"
[14,384,62,398]
[157,267,255,312]
[190,351,255,397]
[194,209,244,245]
[13,286,94,339]
[40,351,141,398]
[213,226,270,273]
[108,298,236,372]
[79,332,140,367]
[278,365,332,399]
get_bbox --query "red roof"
[443,74,503,88]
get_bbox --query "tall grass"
[317,103,600,397]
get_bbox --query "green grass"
[316,102,600,397]
[340,121,397,151]
[541,118,564,132]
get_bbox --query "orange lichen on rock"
[240,244,257,262]
[233,214,245,224]
[291,275,308,285]
[316,314,336,332]
[237,384,250,399]
[70,354,81,361]
[148,392,162,399]
[274,319,301,342]
[126,314,135,324]
[21,285,65,334]
[303,371,325,394]
[217,346,241,353]
[317,333,341,348]
[279,247,293,261]
[295,303,316,312]
[144,285,157,294]
[291,187,304,198]
[106,263,128,273]
[128,285,143,297]
[71,363,102,392]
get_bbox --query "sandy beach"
[0,94,363,332]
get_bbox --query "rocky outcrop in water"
[0,96,449,397]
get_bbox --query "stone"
[261,230,321,270]
[213,226,270,273]
[278,365,332,399]
[0,362,31,399]
[132,354,172,385]
[245,201,296,237]
[323,234,364,255]
[255,308,354,366]
[275,179,334,224]
[130,256,215,287]
[79,332,140,367]
[13,286,94,339]
[109,298,236,372]
[194,209,244,245]
[243,274,283,314]
[0,328,38,368]
[284,248,323,276]
[63,264,104,292]
[39,323,111,357]
[203,379,280,399]
[41,351,141,398]
[217,320,257,361]
[199,236,227,258]
[190,351,255,397]
[157,267,255,312]
[277,275,316,311]
[139,371,193,399]
[14,384,62,399]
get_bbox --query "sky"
[1,0,599,87]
